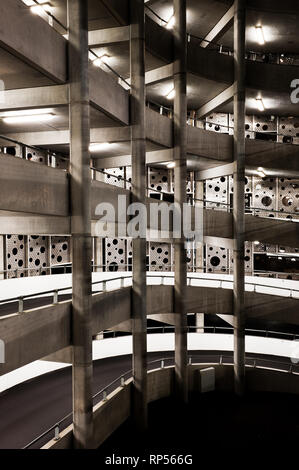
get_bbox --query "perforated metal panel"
[205,176,229,209]
[149,242,172,271]
[5,235,26,278]
[206,245,229,273]
[148,168,170,196]
[50,236,70,266]
[277,178,299,218]
[105,167,125,188]
[252,176,276,216]
[105,238,127,271]
[28,236,49,276]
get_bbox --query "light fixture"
[93,54,109,67]
[253,241,260,245]
[167,162,175,169]
[0,108,56,124]
[166,15,175,29]
[166,88,175,100]
[2,114,55,124]
[22,0,49,5]
[255,25,265,45]
[31,3,53,15]
[89,142,112,152]
[255,97,265,112]
[257,167,266,178]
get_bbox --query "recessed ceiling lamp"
[255,97,265,112]
[166,15,175,29]
[89,142,112,152]
[255,25,265,45]
[257,167,266,178]
[93,54,110,67]
[253,241,260,245]
[22,0,49,5]
[1,108,56,124]
[167,162,175,169]
[166,88,175,100]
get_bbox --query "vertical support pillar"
[173,0,188,403]
[0,236,4,280]
[233,0,246,396]
[130,0,147,430]
[68,0,94,448]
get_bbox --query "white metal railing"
[1,272,299,314]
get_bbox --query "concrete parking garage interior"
[0,0,299,458]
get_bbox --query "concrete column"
[130,0,147,430]
[233,0,246,396]
[196,313,204,333]
[173,0,188,403]
[68,0,93,448]
[0,236,4,280]
[93,237,103,272]
[194,179,204,272]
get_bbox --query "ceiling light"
[166,88,175,100]
[22,0,49,5]
[255,97,265,112]
[2,114,55,124]
[1,108,54,118]
[93,54,109,67]
[166,15,175,29]
[89,142,112,152]
[31,3,52,15]
[167,162,175,169]
[255,25,265,45]
[253,241,260,245]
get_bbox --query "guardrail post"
[120,377,125,387]
[103,390,107,401]
[102,280,107,292]
[18,297,24,314]
[53,290,58,305]
[219,355,223,365]
[161,360,165,369]
[54,425,60,441]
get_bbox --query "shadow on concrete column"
[68,0,94,448]
[173,0,188,404]
[233,0,246,396]
[130,0,148,431]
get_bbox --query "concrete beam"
[196,84,234,119]
[0,85,69,112]
[89,26,130,47]
[145,63,174,86]
[0,212,70,235]
[195,162,234,181]
[200,5,234,48]
[0,0,67,83]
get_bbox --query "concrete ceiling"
[147,0,299,53]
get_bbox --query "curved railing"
[1,272,299,313]
[22,352,299,449]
